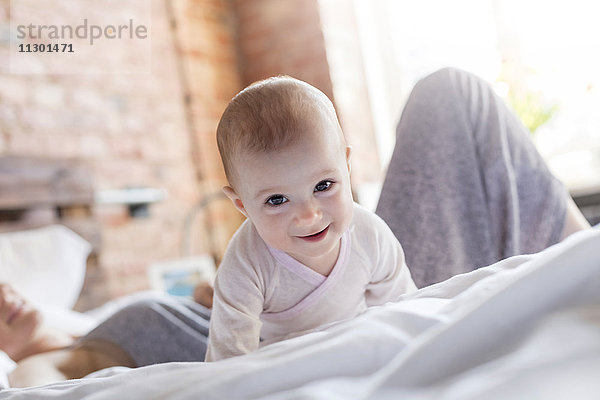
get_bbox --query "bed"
[1,225,598,399]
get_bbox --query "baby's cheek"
[256,220,286,247]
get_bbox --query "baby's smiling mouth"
[298,225,330,241]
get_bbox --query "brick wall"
[0,0,381,307]
[169,0,244,267]
[0,0,242,306]
[233,0,334,98]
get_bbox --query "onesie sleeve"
[205,236,265,362]
[365,214,417,306]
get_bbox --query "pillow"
[0,225,91,310]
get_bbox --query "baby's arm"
[205,259,264,362]
[365,216,417,305]
[193,281,214,308]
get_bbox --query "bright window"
[357,0,600,194]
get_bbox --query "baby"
[205,76,416,361]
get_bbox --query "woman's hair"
[216,76,344,185]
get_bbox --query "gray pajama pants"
[78,296,210,366]
[376,67,567,288]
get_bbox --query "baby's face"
[226,120,354,273]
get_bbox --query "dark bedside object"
[572,186,600,226]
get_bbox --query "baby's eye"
[314,180,333,192]
[266,195,287,206]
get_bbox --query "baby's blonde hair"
[217,76,344,186]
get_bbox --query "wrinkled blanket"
[2,227,599,400]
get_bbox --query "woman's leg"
[8,341,135,388]
[78,296,210,367]
[376,67,580,288]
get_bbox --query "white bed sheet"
[1,227,599,400]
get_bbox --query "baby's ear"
[345,146,352,173]
[223,186,248,217]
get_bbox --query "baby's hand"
[193,281,214,309]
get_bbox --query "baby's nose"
[295,202,322,225]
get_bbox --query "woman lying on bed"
[0,282,213,388]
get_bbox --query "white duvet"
[2,227,599,400]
